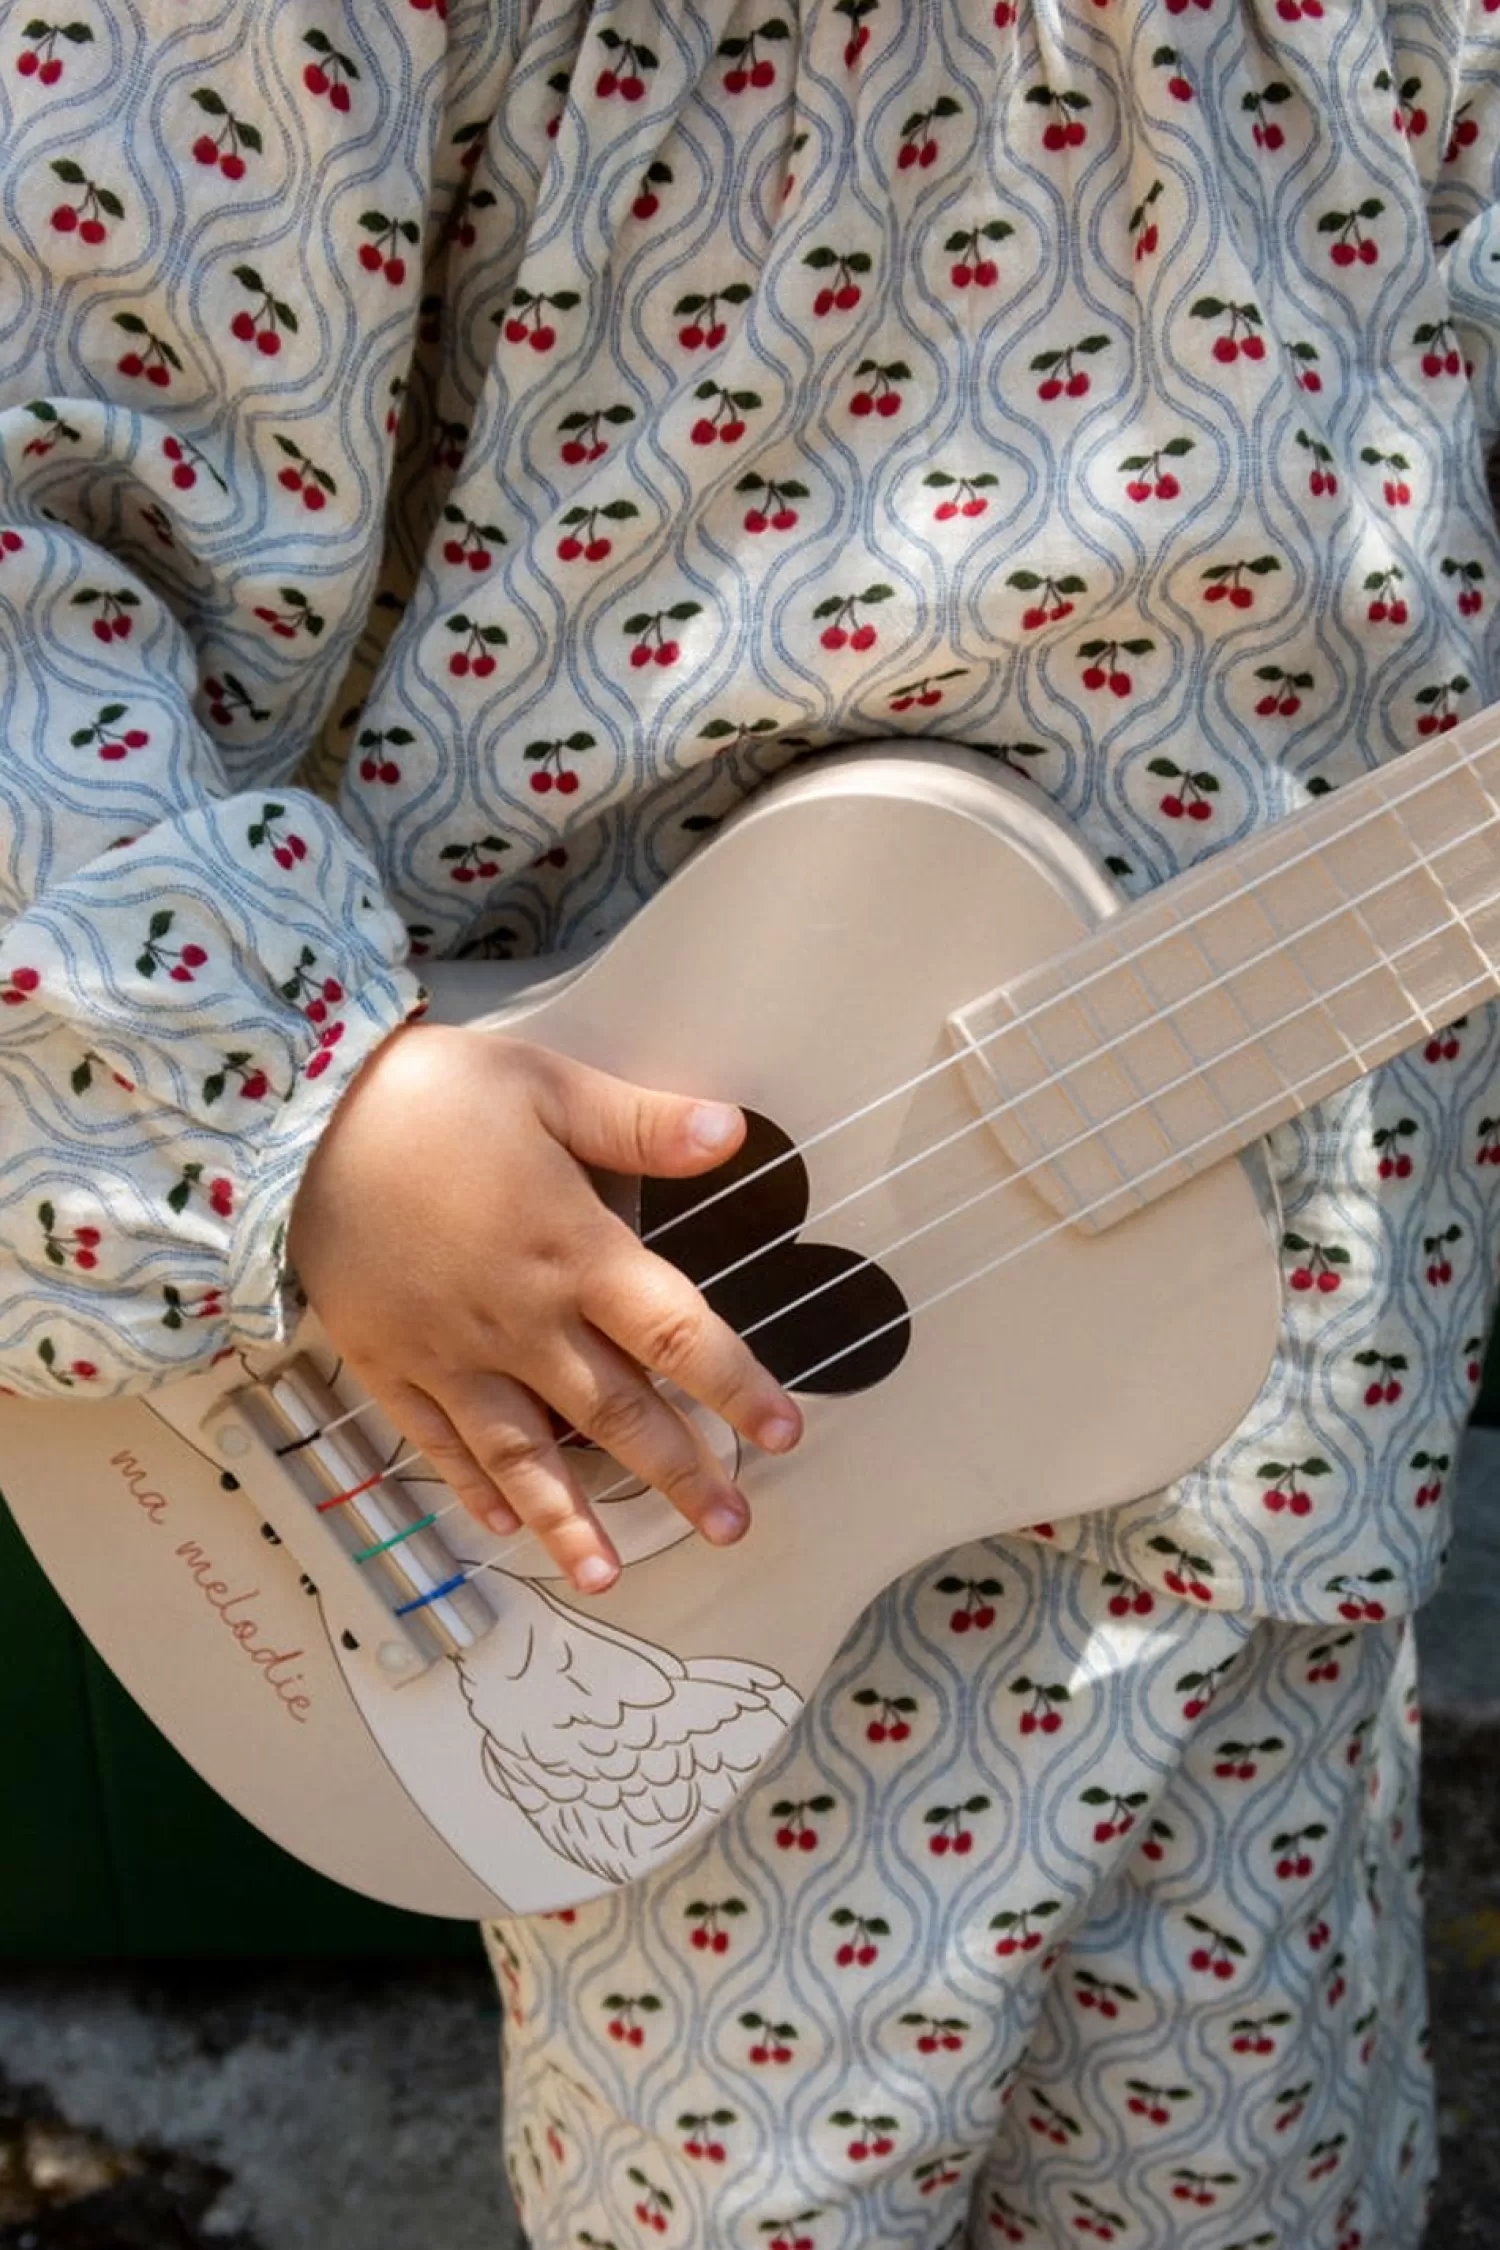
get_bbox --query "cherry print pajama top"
[4,0,1500,1627]
[3,0,1496,2240]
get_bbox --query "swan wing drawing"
[457,1576,802,1886]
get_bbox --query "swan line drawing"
[457,1575,802,1886]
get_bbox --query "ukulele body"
[0,744,1283,1916]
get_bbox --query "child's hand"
[286,1024,802,1595]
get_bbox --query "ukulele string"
[420,898,1500,1591]
[335,742,1499,1500]
[311,753,1500,1580]
[650,841,1500,1369]
[640,796,1500,1312]
[321,825,1500,1566]
[637,725,1500,1260]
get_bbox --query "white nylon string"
[340,734,1500,1518]
[318,731,1500,1591]
[645,803,1500,1305]
[705,871,1499,1357]
[423,883,1500,1588]
[641,723,1500,1257]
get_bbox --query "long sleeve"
[0,568,421,1394]
[0,0,485,1397]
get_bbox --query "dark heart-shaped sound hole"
[639,1110,910,1395]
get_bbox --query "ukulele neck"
[949,711,1500,1235]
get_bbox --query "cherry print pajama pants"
[485,1539,1429,2250]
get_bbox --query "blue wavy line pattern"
[493,1544,1430,2246]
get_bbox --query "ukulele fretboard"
[949,714,1500,1233]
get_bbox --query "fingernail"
[575,1555,616,1593]
[755,1408,801,1453]
[689,1103,740,1153]
[486,1506,519,1537]
[704,1499,748,1543]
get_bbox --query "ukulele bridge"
[199,1357,494,1683]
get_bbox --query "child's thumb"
[543,1051,745,1178]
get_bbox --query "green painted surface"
[0,1499,478,1959]
[1478,1334,1500,1431]
[0,1505,120,1956]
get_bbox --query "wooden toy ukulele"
[3,723,1498,1917]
